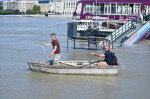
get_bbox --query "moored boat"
[28,60,120,75]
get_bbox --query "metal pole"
[109,41,110,50]
[115,30,116,40]
[67,23,69,50]
[103,40,105,52]
[95,40,97,50]
[88,40,90,49]
[74,38,75,49]
[125,21,126,32]
[67,32,68,50]
[108,14,109,29]
[111,33,113,49]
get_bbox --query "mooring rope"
[42,45,50,60]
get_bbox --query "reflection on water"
[0,17,150,99]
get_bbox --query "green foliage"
[15,9,21,14]
[26,9,33,14]
[0,5,3,10]
[26,5,41,14]
[0,5,41,15]
[21,11,25,15]
[0,9,20,15]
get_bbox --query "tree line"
[0,5,41,15]
[26,5,41,14]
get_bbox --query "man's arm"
[48,46,57,56]
[99,54,105,57]
[91,52,105,57]
[51,46,57,54]
[41,43,52,46]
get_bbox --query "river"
[0,17,150,99]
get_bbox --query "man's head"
[51,33,56,40]
[104,46,109,51]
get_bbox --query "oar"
[83,60,101,66]
[59,61,76,66]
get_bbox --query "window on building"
[93,3,101,15]
[117,3,122,14]
[100,3,104,14]
[111,3,116,14]
[149,5,150,15]
[142,5,146,15]
[104,3,110,14]
[128,4,134,15]
[76,3,82,14]
[122,3,128,14]
[134,4,141,14]
[142,5,150,15]
[83,3,93,14]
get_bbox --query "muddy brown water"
[0,17,150,99]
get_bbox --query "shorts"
[53,54,60,65]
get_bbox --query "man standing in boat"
[41,33,60,65]
[91,46,112,66]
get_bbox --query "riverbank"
[0,14,72,18]
[0,14,44,17]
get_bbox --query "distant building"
[0,1,3,6]
[50,0,79,17]
[2,0,79,16]
[3,0,39,12]
[50,1,63,14]
[18,1,39,12]
[38,0,79,15]
[63,0,78,17]
[38,2,52,13]
[3,1,18,10]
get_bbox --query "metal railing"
[106,20,132,41]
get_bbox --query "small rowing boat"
[28,60,120,75]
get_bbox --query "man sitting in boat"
[41,33,60,65]
[91,46,111,66]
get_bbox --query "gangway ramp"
[135,29,150,43]
[123,20,150,46]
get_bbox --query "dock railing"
[106,20,133,41]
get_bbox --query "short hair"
[51,33,56,37]
[105,46,109,50]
